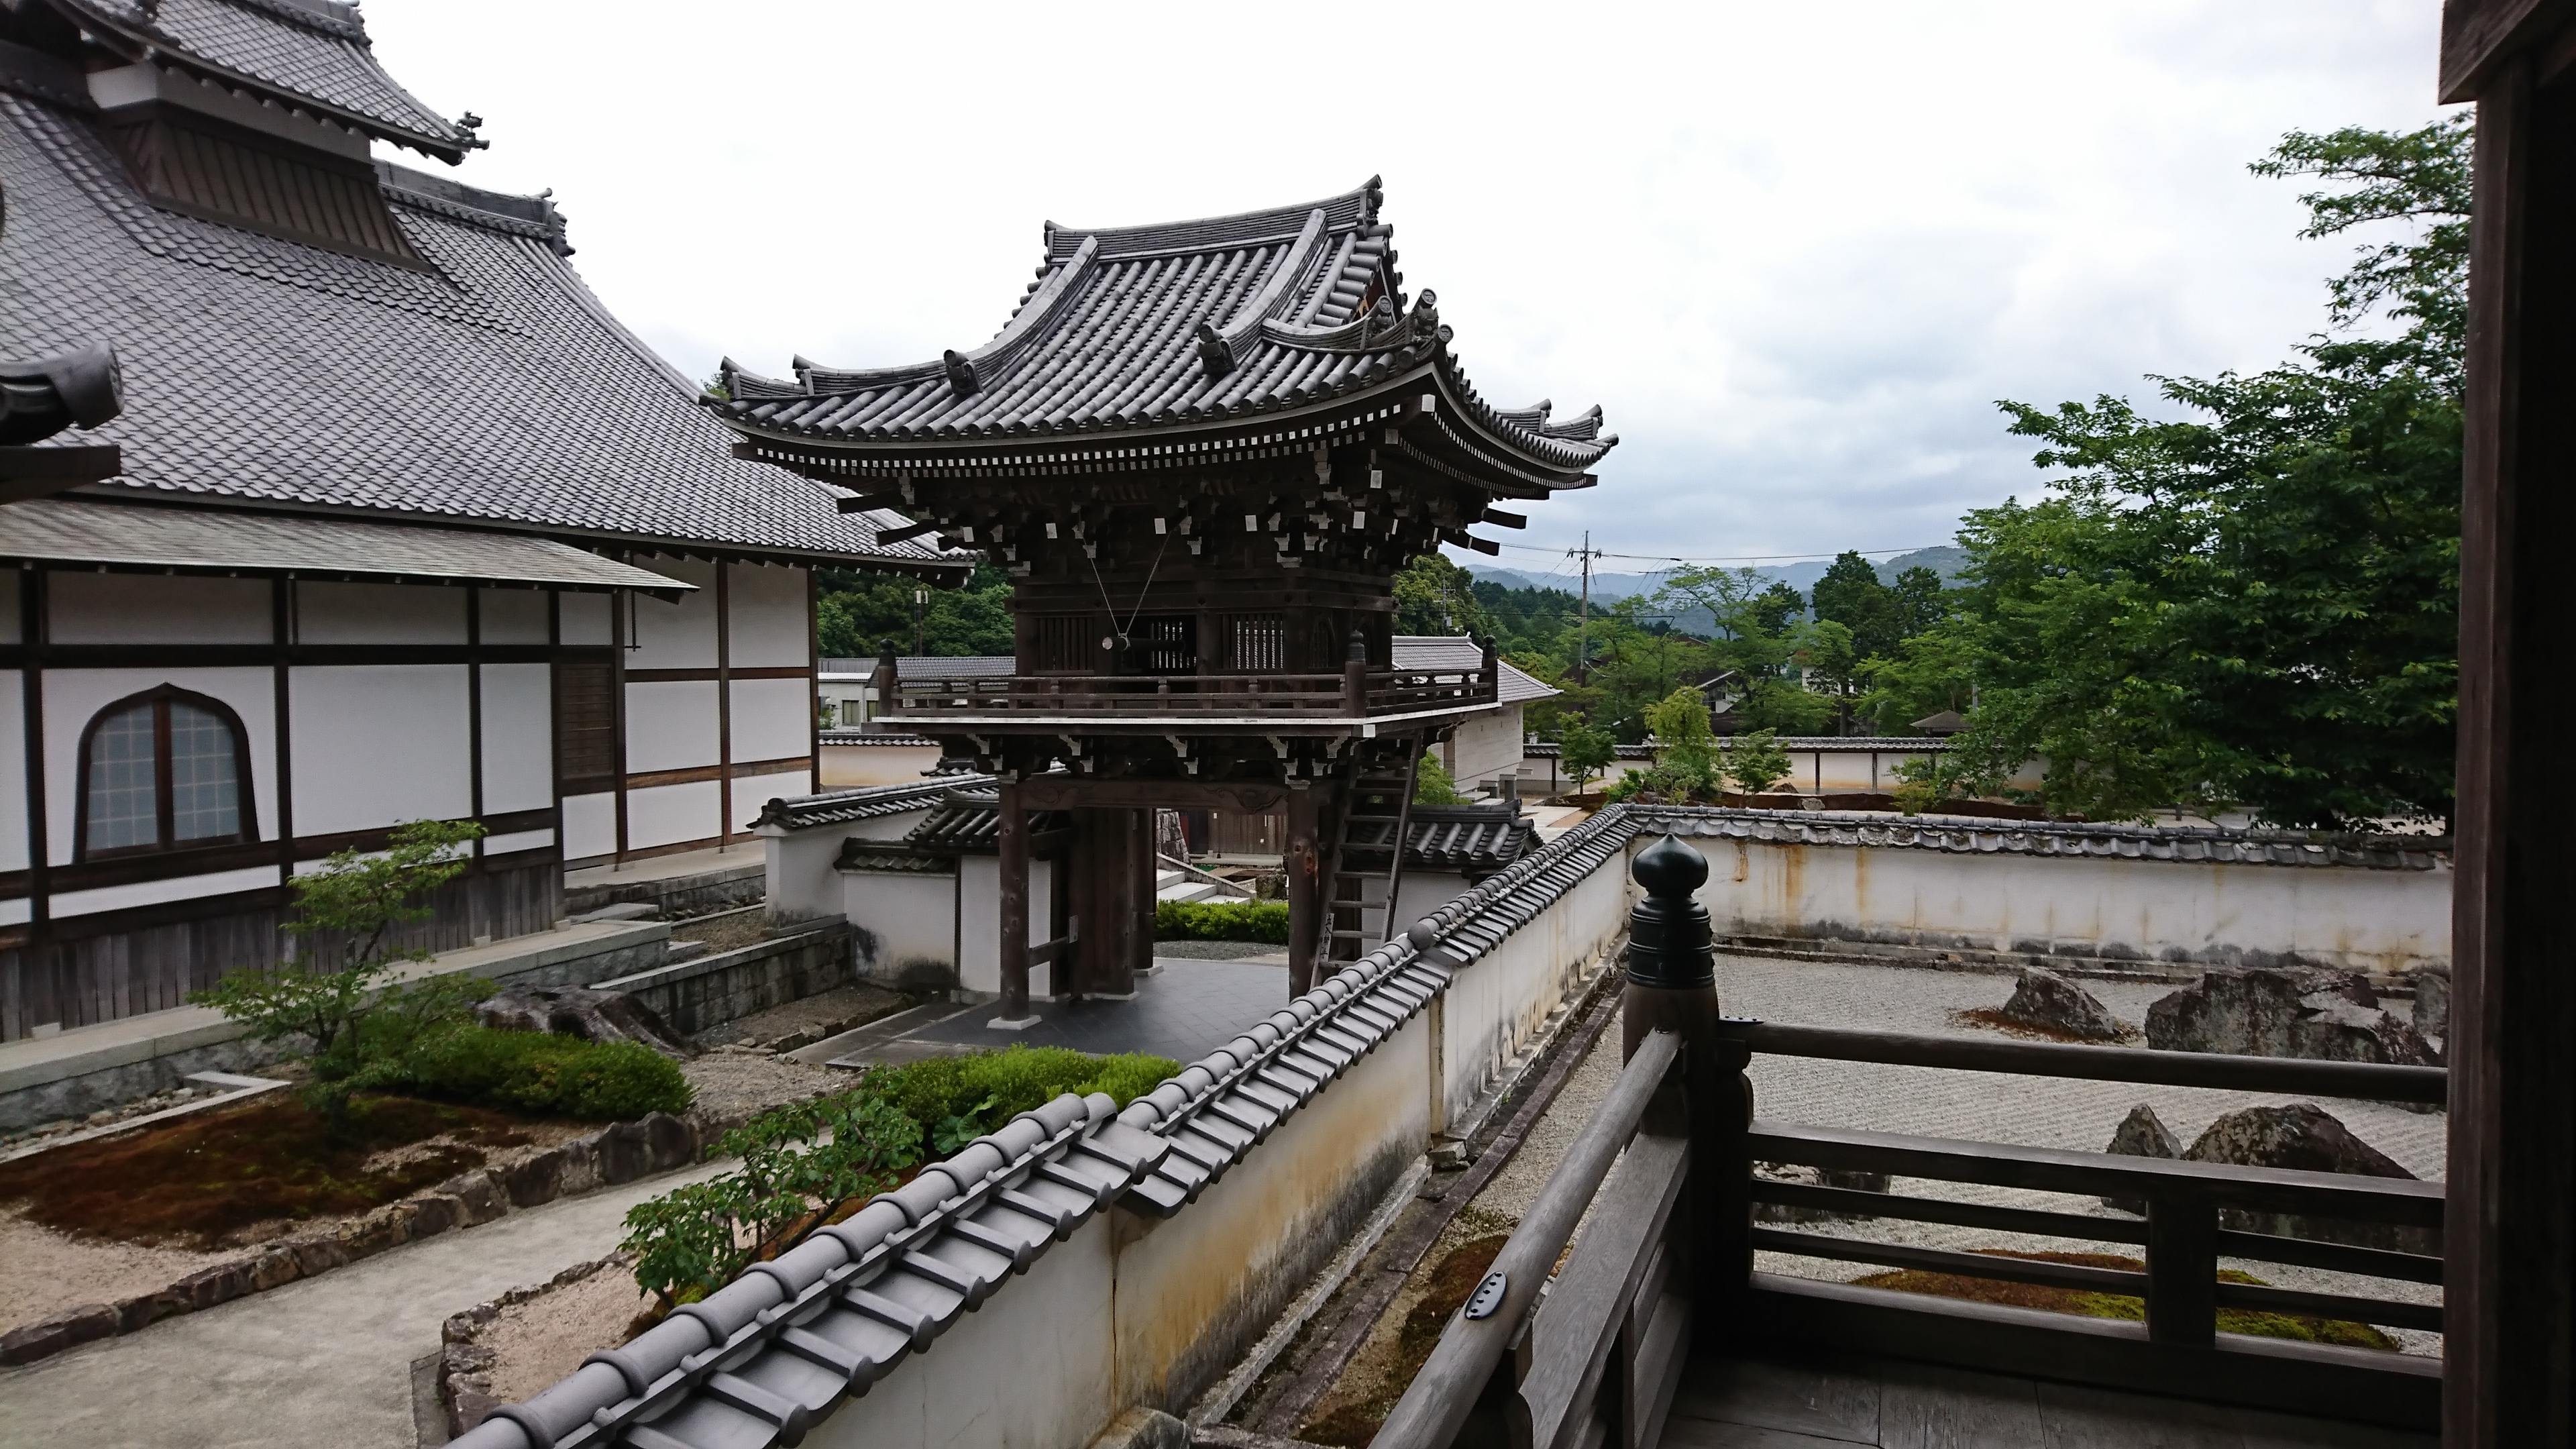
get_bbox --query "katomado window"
[77,688,257,857]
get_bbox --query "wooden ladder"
[1324,740,1420,971]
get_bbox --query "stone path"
[0,1158,728,1449]
[822,957,1293,1067]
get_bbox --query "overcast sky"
[362,1,2453,579]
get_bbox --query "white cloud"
[362,0,2451,564]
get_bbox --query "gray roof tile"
[715,179,1614,481]
[50,0,464,156]
[0,81,971,571]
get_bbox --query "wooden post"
[1619,833,1740,1321]
[1286,783,1320,997]
[2144,1195,2218,1346]
[1344,626,1369,716]
[996,775,1032,1024]
[1128,806,1155,987]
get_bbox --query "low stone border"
[437,1251,634,1438]
[0,1106,737,1368]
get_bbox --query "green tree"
[1394,553,1494,637]
[191,817,488,1119]
[1558,720,1617,794]
[1722,729,1794,797]
[1811,551,1900,662]
[1927,115,2467,826]
[1413,752,1467,804]
[1643,687,1719,798]
[816,564,1014,657]
[1888,566,1949,639]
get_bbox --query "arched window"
[76,688,256,858]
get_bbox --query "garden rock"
[2181,1103,2436,1254]
[2098,1102,2182,1214]
[597,1120,651,1185]
[643,1111,698,1171]
[1,1303,113,1364]
[1998,967,2132,1041]
[476,984,692,1058]
[2411,965,2450,1045]
[2144,967,2437,1065]
[1752,1163,1892,1223]
[503,1148,566,1208]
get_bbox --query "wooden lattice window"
[75,686,256,859]
[1229,614,1286,672]
[1034,614,1093,674]
[554,663,617,792]
[1136,614,1197,674]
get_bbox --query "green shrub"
[1414,753,1466,804]
[861,1045,1181,1155]
[399,1026,692,1120]
[1155,898,1291,943]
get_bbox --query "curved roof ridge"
[1045,175,1382,262]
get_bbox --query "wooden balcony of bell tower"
[710,177,1612,1016]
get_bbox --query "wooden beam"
[996,775,1031,1024]
[1016,775,1287,813]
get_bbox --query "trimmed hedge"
[1155,898,1290,944]
[861,1044,1181,1155]
[398,1026,693,1120]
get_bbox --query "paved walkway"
[0,1159,727,1449]
[822,957,1293,1067]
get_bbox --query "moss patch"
[1302,1233,1511,1448]
[0,1094,530,1249]
[1849,1250,2400,1351]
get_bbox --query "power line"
[1476,539,1947,566]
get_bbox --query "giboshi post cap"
[1631,833,1708,896]
[1406,920,1442,953]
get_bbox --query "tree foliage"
[1921,116,2467,827]
[1393,553,1495,637]
[816,563,1015,657]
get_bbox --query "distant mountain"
[1874,545,1968,583]
[1466,542,1972,638]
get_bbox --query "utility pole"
[1570,532,1603,684]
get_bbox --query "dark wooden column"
[1285,784,1321,997]
[1128,806,1155,986]
[2443,22,2576,1444]
[995,775,1032,1024]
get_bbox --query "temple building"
[0,0,959,1041]
[712,178,1612,1010]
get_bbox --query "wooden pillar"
[1130,806,1156,983]
[2445,32,2576,1445]
[1285,784,1320,997]
[995,775,1032,1024]
[1621,834,1741,1324]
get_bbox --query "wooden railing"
[1375,1028,1695,1449]
[1378,1004,2449,1446]
[884,665,1497,718]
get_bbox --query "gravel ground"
[667,906,769,955]
[478,1263,659,1405]
[0,1211,227,1334]
[692,983,914,1050]
[1715,954,2447,1356]
[680,1046,845,1124]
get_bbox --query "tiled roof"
[1399,804,1540,873]
[900,788,1069,854]
[814,729,940,748]
[1524,741,1658,760]
[1623,806,2449,871]
[1391,635,1557,704]
[46,0,464,157]
[713,180,1613,483]
[1523,737,1951,758]
[0,78,971,571]
[817,655,1018,680]
[747,777,985,833]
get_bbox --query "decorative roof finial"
[452,112,490,152]
[1194,321,1234,379]
[943,350,979,398]
[1360,174,1384,225]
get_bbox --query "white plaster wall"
[626,556,718,669]
[479,663,553,814]
[1676,835,2451,973]
[625,680,719,773]
[1436,853,1629,1126]
[730,676,813,763]
[763,802,940,927]
[812,1209,1116,1449]
[727,563,810,668]
[818,743,945,789]
[46,666,279,864]
[1113,1013,1432,1412]
[562,790,616,861]
[1446,706,1524,788]
[1391,870,1476,937]
[735,770,811,833]
[627,778,720,851]
[559,592,613,646]
[477,588,552,645]
[1781,749,1933,794]
[49,574,269,644]
[959,855,1055,998]
[294,582,468,644]
[843,870,961,979]
[289,665,470,836]
[0,672,25,873]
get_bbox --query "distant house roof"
[0,16,971,574]
[818,655,1018,680]
[712,178,1613,492]
[747,777,983,833]
[1391,636,1557,705]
